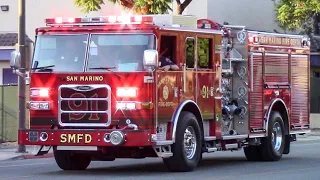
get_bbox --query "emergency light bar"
[45,15,153,26]
[45,15,198,28]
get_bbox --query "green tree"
[275,0,320,34]
[74,0,192,15]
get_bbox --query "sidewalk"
[296,128,320,141]
[0,129,319,161]
[0,143,53,161]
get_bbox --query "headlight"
[116,87,137,97]
[30,88,50,97]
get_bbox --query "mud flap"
[283,135,290,154]
[36,145,52,156]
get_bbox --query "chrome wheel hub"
[183,126,197,160]
[271,122,283,152]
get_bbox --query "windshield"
[86,34,156,72]
[32,34,88,72]
[32,33,156,73]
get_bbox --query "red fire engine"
[10,14,310,172]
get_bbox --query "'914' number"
[68,93,99,121]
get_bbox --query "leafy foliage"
[186,38,195,68]
[275,0,320,34]
[74,0,193,15]
[74,0,172,14]
[197,38,209,68]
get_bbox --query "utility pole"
[17,0,27,153]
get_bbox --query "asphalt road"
[0,140,319,180]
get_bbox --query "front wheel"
[54,150,92,170]
[259,111,285,161]
[163,111,202,172]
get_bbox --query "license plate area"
[56,146,98,151]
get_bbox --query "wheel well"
[182,102,204,140]
[271,101,289,135]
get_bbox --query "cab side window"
[197,38,212,69]
[186,38,195,69]
[160,35,176,63]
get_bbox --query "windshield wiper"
[32,65,55,70]
[89,67,116,71]
[32,65,55,72]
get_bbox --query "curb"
[23,153,54,159]
[7,153,54,161]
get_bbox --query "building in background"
[184,0,288,33]
[0,33,32,85]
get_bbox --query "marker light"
[108,16,117,23]
[116,102,136,110]
[116,87,137,97]
[134,15,142,22]
[248,36,259,44]
[67,17,75,23]
[55,17,63,24]
[30,88,50,97]
[29,101,50,110]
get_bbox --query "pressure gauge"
[238,86,247,97]
[237,66,247,78]
[238,105,247,116]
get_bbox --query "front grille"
[58,84,111,127]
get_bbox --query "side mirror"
[10,50,21,69]
[143,50,158,67]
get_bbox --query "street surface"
[0,140,319,180]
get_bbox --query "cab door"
[156,33,181,141]
[180,36,197,101]
[195,35,215,120]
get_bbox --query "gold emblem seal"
[163,85,169,100]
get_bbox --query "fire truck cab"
[10,14,311,172]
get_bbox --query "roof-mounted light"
[45,15,152,26]
[248,36,259,44]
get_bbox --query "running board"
[204,136,217,141]
[153,144,173,158]
[206,147,217,152]
[155,140,173,145]
[222,134,248,140]
[225,143,239,150]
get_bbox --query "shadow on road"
[36,155,299,176]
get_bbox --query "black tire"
[163,111,202,172]
[259,111,285,161]
[244,145,262,161]
[54,150,92,170]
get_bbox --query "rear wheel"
[163,111,202,172]
[259,111,285,161]
[54,150,92,170]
